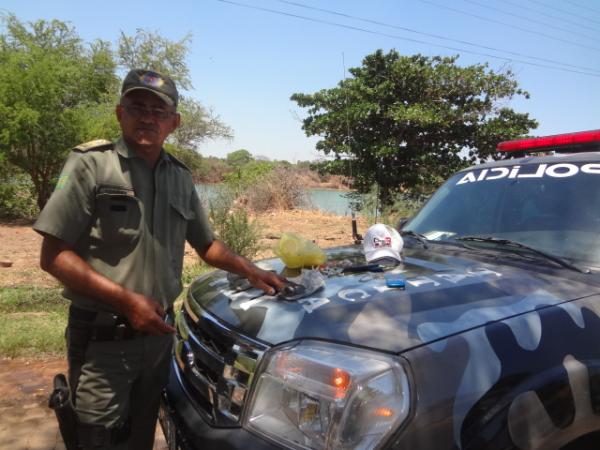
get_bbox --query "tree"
[291,50,538,205]
[118,29,193,90]
[226,149,253,167]
[0,19,233,210]
[0,15,117,208]
[172,99,232,151]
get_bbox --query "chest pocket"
[168,198,195,277]
[170,199,195,222]
[93,186,142,245]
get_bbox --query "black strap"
[69,305,173,342]
[69,307,139,341]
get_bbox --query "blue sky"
[3,0,600,162]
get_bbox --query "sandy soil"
[0,210,367,288]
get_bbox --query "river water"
[195,184,355,216]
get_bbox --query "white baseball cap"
[363,224,403,264]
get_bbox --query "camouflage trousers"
[67,321,173,450]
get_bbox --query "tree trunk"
[37,183,52,211]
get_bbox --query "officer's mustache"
[136,126,158,133]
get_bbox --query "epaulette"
[73,139,114,153]
[166,152,191,172]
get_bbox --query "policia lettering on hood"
[457,163,600,185]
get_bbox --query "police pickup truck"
[160,130,600,450]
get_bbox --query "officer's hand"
[123,292,176,335]
[246,267,287,296]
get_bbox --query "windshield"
[404,161,600,267]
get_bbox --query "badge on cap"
[140,73,164,88]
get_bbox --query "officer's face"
[116,90,180,153]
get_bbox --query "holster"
[48,373,80,450]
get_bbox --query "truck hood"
[186,245,600,353]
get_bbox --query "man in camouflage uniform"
[35,69,285,449]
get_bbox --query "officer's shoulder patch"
[73,139,114,153]
[166,152,191,172]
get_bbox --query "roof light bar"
[497,129,600,153]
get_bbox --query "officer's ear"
[170,112,181,131]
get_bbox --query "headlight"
[243,340,411,450]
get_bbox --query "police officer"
[35,69,286,449]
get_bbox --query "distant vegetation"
[169,146,349,189]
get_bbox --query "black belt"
[69,306,140,341]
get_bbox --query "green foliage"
[171,97,233,151]
[208,188,261,259]
[0,286,67,357]
[0,160,38,219]
[0,14,118,208]
[118,29,193,90]
[164,143,204,173]
[76,97,121,143]
[226,149,253,167]
[291,50,538,205]
[224,160,276,195]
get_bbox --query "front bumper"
[161,358,280,450]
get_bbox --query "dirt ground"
[0,210,367,288]
[0,210,368,449]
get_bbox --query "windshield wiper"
[401,230,429,249]
[456,236,590,274]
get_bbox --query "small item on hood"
[274,233,327,268]
[385,273,406,289]
[278,269,326,301]
[363,224,404,264]
[342,263,384,274]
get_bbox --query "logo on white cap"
[363,224,403,263]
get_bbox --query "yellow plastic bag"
[274,233,327,268]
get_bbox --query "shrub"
[195,156,232,183]
[0,162,39,220]
[224,160,275,196]
[208,188,261,259]
[245,167,308,212]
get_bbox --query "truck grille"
[174,298,267,427]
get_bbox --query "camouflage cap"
[121,69,179,107]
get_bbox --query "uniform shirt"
[33,138,214,312]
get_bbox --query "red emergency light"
[497,129,600,153]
